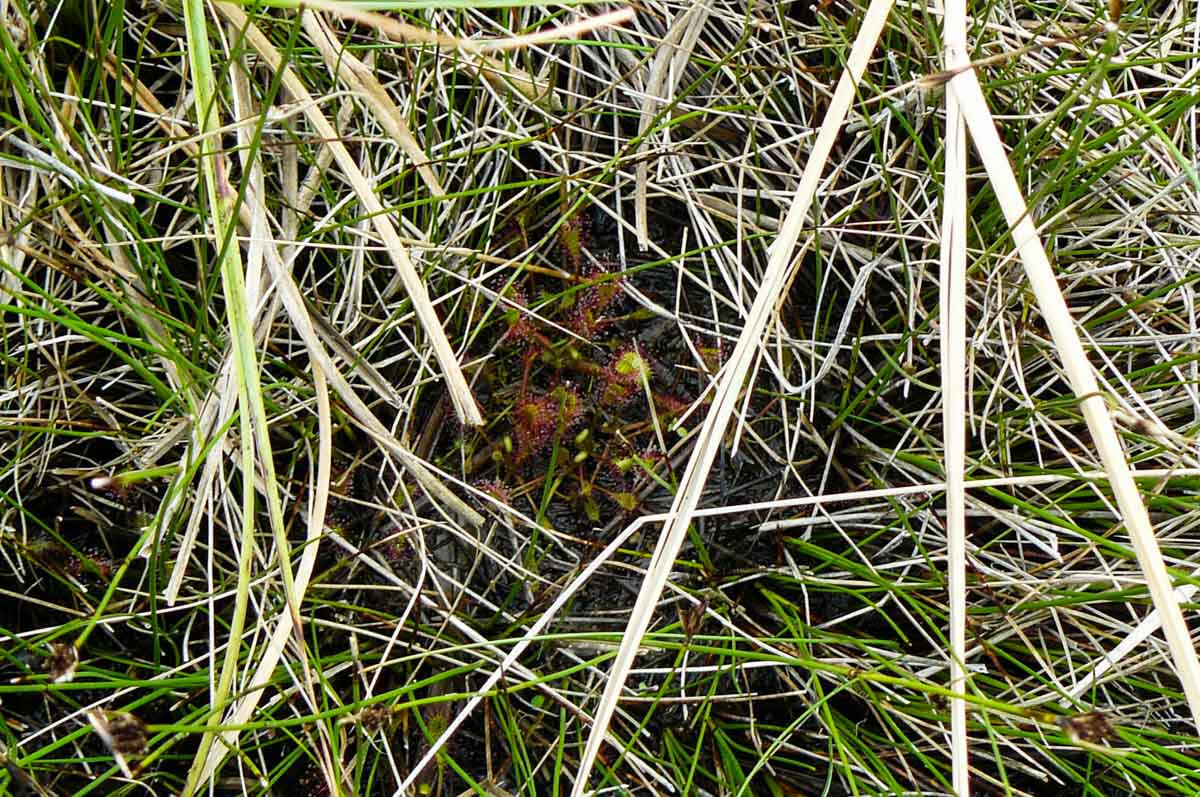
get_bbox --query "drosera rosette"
[68,544,116,582]
[609,444,676,506]
[511,382,584,463]
[692,334,728,377]
[469,478,523,530]
[558,209,592,275]
[26,534,115,587]
[373,523,415,570]
[317,459,376,536]
[598,343,652,409]
[649,389,694,426]
[498,287,555,399]
[473,479,512,507]
[556,206,625,337]
[569,449,645,523]
[595,342,697,436]
[567,264,625,339]
[499,287,551,352]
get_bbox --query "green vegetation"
[1,0,1199,795]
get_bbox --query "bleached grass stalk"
[216,2,483,427]
[395,503,660,796]
[104,57,477,530]
[301,11,444,197]
[402,461,1200,792]
[634,2,711,249]
[940,0,971,790]
[184,124,482,780]
[569,0,896,792]
[177,0,269,791]
[106,44,302,597]
[263,0,632,58]
[475,7,635,52]
[193,364,338,791]
[949,38,1200,731]
[171,5,463,787]
[234,46,335,786]
[217,2,483,525]
[257,0,564,104]
[1068,582,1200,700]
[5,136,135,205]
[160,383,237,603]
[226,48,304,629]
[190,128,489,787]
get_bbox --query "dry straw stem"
[176,22,497,773]
[216,2,484,427]
[230,51,335,786]
[218,7,485,523]
[300,10,444,197]
[1068,582,1200,700]
[176,0,294,789]
[940,0,971,791]
[177,70,477,784]
[570,0,896,791]
[103,51,481,581]
[634,2,712,250]
[190,361,338,792]
[279,0,631,103]
[949,39,1200,730]
[183,38,336,789]
[293,0,633,55]
[474,7,634,52]
[112,76,389,418]
[396,507,672,795]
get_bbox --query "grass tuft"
[2,1,1200,796]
